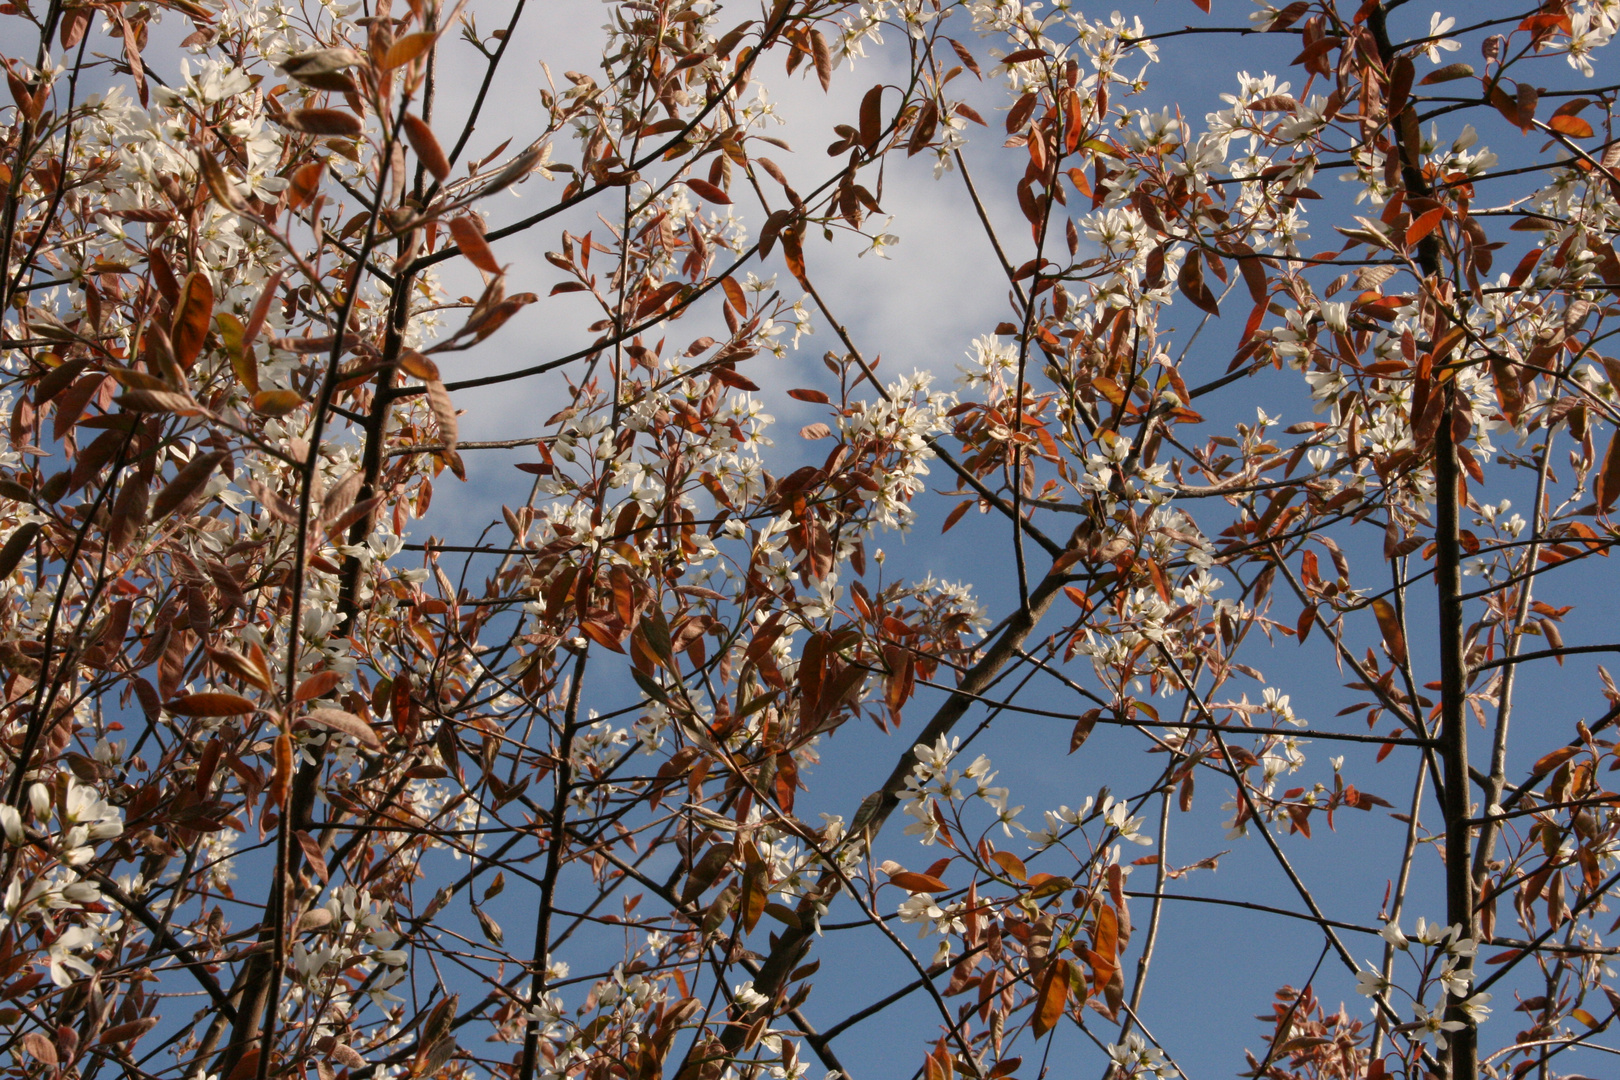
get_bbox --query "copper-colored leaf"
[1070,708,1100,752]
[268,735,292,809]
[252,389,305,416]
[171,271,214,369]
[781,227,808,287]
[288,160,326,210]
[0,522,41,580]
[115,388,202,415]
[1419,62,1475,84]
[740,867,767,933]
[1550,114,1595,138]
[1177,251,1219,316]
[708,366,760,391]
[152,451,227,520]
[686,178,732,205]
[216,313,260,393]
[1597,429,1620,511]
[243,271,281,350]
[403,114,451,181]
[889,870,948,893]
[990,850,1027,882]
[100,1018,159,1045]
[426,379,458,452]
[19,1033,57,1065]
[1530,745,1581,777]
[859,84,883,153]
[1031,958,1070,1036]
[302,707,385,750]
[773,752,798,812]
[398,348,440,382]
[1369,598,1407,665]
[1092,903,1119,963]
[208,645,273,690]
[1516,82,1539,130]
[381,30,435,69]
[1405,207,1445,248]
[197,151,244,211]
[295,671,343,702]
[449,216,501,275]
[167,691,258,717]
[286,107,364,137]
[810,28,832,91]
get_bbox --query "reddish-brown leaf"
[100,1018,159,1045]
[990,850,1027,882]
[171,271,214,368]
[286,107,364,137]
[153,451,227,520]
[426,379,458,452]
[709,366,760,391]
[1405,207,1445,249]
[1550,114,1595,138]
[167,692,258,717]
[295,671,342,702]
[780,228,808,287]
[449,216,502,275]
[859,84,884,153]
[19,1033,57,1065]
[251,389,304,416]
[301,707,385,750]
[403,114,451,181]
[1070,708,1100,752]
[1031,958,1070,1036]
[1597,429,1620,511]
[1370,598,1407,665]
[686,177,732,204]
[810,28,832,90]
[889,870,949,893]
[1177,251,1219,316]
[288,160,325,210]
[1530,745,1581,777]
[0,523,41,581]
[774,752,798,812]
[381,30,435,69]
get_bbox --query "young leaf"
[686,178,732,205]
[1406,207,1445,248]
[1550,114,1595,138]
[1031,958,1070,1036]
[381,30,436,69]
[888,870,948,893]
[1369,598,1407,665]
[301,707,385,750]
[427,380,459,452]
[171,271,215,369]
[449,217,502,275]
[1596,429,1620,511]
[152,451,227,520]
[404,114,451,181]
[286,107,364,137]
[166,692,258,717]
[0,522,42,579]
[1177,251,1220,315]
